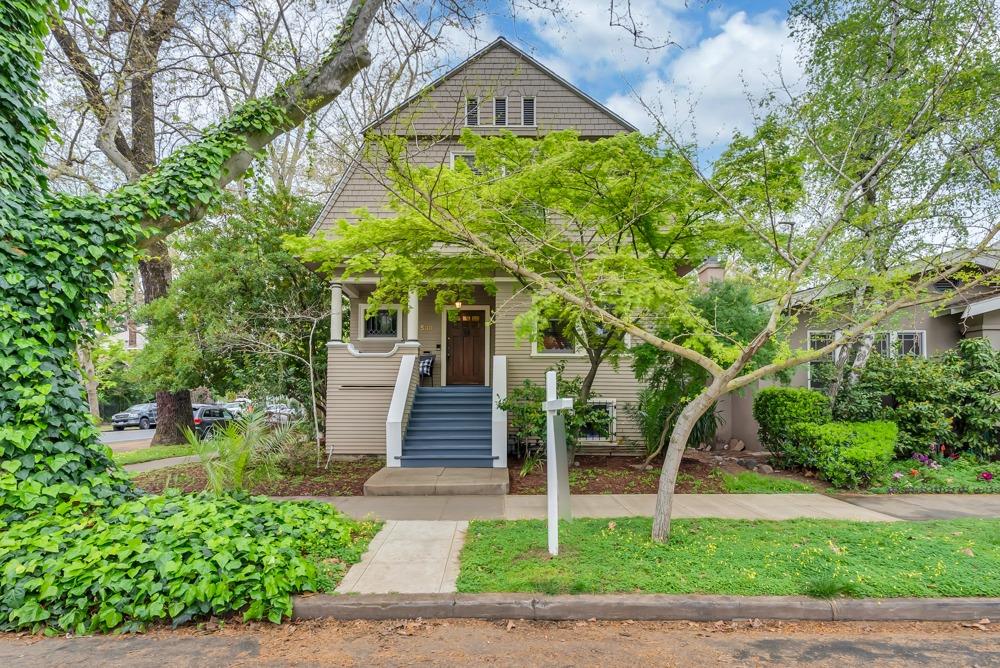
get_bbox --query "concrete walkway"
[298,493,903,522]
[336,520,466,594]
[123,454,202,474]
[835,494,1000,520]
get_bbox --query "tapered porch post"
[406,289,419,342]
[330,282,344,342]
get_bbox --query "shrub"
[835,339,1000,458]
[0,493,378,633]
[753,387,832,451]
[785,420,897,488]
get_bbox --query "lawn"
[457,517,1000,598]
[718,471,814,493]
[113,444,195,466]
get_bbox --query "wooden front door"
[447,310,486,385]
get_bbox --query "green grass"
[113,444,196,466]
[719,471,814,494]
[457,517,1000,597]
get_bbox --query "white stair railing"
[491,355,508,468]
[386,354,417,467]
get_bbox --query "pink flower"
[979,471,994,482]
[892,471,904,480]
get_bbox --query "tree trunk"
[76,344,100,419]
[150,389,195,446]
[139,238,195,444]
[651,390,719,542]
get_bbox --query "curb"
[294,593,1000,622]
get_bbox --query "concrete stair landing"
[363,467,509,496]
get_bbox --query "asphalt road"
[2,619,997,667]
[100,428,155,445]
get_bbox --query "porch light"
[454,300,463,308]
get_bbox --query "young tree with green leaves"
[291,0,1000,542]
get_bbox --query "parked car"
[111,403,157,431]
[224,398,253,415]
[192,404,236,438]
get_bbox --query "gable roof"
[362,36,639,134]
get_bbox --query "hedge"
[752,387,832,450]
[785,421,898,488]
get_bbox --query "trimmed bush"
[753,387,832,451]
[785,421,898,488]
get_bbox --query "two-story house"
[311,37,647,475]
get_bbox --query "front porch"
[325,279,508,485]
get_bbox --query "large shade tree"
[291,0,1000,541]
[0,0,384,518]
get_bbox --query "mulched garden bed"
[507,456,729,495]
[132,457,385,497]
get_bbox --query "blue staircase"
[400,386,497,467]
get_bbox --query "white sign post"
[543,370,573,555]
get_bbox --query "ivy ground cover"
[0,494,378,633]
[458,518,1000,597]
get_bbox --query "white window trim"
[465,96,480,126]
[440,305,491,387]
[582,398,617,442]
[449,151,475,168]
[358,303,402,341]
[493,96,507,126]
[521,96,536,126]
[806,328,928,389]
[531,320,586,358]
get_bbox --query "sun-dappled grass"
[458,517,1000,598]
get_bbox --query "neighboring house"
[712,252,1000,450]
[311,37,644,468]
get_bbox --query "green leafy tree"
[631,280,788,462]
[92,338,145,418]
[0,0,381,519]
[131,188,328,443]
[291,0,1000,542]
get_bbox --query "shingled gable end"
[311,37,637,236]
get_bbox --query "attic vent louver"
[522,96,535,126]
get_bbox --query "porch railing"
[491,355,508,468]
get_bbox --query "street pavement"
[100,428,155,447]
[2,619,997,667]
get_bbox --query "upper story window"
[450,152,480,174]
[522,96,535,126]
[360,303,401,340]
[494,97,507,126]
[465,97,479,126]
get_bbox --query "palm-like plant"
[183,411,298,494]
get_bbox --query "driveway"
[834,494,1000,520]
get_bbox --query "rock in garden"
[728,438,746,452]
[756,464,774,474]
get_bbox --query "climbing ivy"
[0,1,294,520]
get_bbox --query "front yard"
[457,517,1000,597]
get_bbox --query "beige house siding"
[325,348,417,456]
[493,281,644,449]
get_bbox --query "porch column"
[330,282,344,343]
[406,290,419,342]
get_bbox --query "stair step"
[407,418,490,429]
[397,454,498,468]
[412,398,493,406]
[417,386,492,393]
[401,448,493,458]
[405,427,491,437]
[403,440,491,449]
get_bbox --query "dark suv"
[111,403,157,431]
[192,404,235,438]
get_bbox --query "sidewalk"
[288,493,903,522]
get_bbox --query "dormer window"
[465,97,479,126]
[494,97,507,126]
[522,96,535,126]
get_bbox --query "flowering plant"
[980,471,994,482]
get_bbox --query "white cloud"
[606,10,804,153]
[514,0,700,83]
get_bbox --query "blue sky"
[454,1,802,159]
